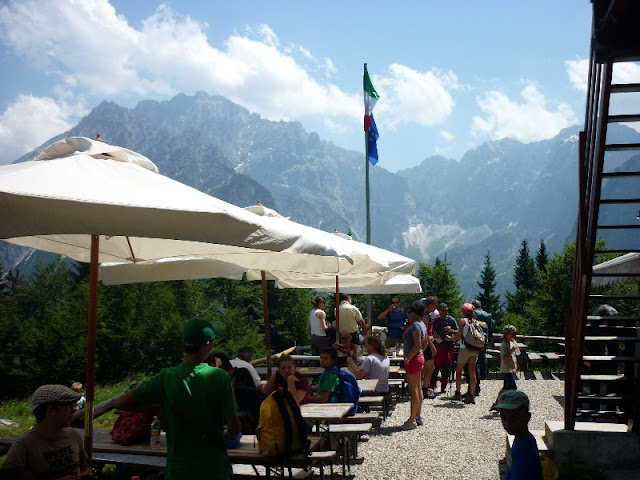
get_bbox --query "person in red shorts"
[401,300,428,429]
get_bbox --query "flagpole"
[364,62,372,326]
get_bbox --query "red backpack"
[110,412,152,445]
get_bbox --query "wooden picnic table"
[357,379,379,394]
[300,403,353,422]
[1,429,322,473]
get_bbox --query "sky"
[0,0,637,172]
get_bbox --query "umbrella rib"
[126,236,136,261]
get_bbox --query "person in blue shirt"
[376,296,407,352]
[491,390,543,480]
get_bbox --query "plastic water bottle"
[150,416,161,449]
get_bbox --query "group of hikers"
[1,295,542,479]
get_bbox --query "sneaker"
[415,416,423,426]
[462,393,476,404]
[426,388,436,399]
[401,418,417,430]
[440,387,447,394]
[450,391,462,401]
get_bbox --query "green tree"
[536,239,549,273]
[417,256,464,313]
[476,251,502,320]
[506,239,536,315]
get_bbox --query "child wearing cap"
[491,390,543,480]
[496,325,519,405]
[1,384,94,479]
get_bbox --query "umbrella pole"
[84,235,99,465]
[335,275,340,332]
[261,271,272,377]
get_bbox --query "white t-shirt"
[230,358,262,387]
[309,308,327,336]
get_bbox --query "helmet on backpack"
[461,303,476,316]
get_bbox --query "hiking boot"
[450,391,462,401]
[415,416,423,426]
[462,392,476,404]
[426,388,436,399]
[401,418,417,430]
[440,387,447,394]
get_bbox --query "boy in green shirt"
[115,318,239,480]
[308,348,340,403]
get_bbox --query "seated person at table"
[333,329,360,368]
[2,384,94,479]
[230,346,264,391]
[347,335,390,394]
[308,348,340,403]
[263,355,311,404]
[211,351,265,433]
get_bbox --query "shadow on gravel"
[480,412,502,421]
[552,394,564,407]
[373,425,413,436]
[430,401,465,410]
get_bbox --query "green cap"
[182,317,222,348]
[491,390,530,411]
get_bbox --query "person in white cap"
[491,390,543,480]
[1,384,93,479]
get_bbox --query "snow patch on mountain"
[402,223,493,259]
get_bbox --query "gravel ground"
[347,376,565,480]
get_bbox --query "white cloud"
[471,83,578,142]
[440,130,454,141]
[566,58,640,93]
[566,59,589,92]
[324,58,337,76]
[374,64,458,128]
[0,95,75,163]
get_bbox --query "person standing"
[446,303,480,404]
[401,301,428,429]
[2,385,94,479]
[308,296,330,356]
[495,325,519,404]
[473,299,493,382]
[430,303,458,393]
[338,293,368,345]
[420,297,439,399]
[115,318,240,480]
[376,296,407,352]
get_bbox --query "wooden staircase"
[565,0,640,432]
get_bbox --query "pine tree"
[536,239,549,273]
[417,256,464,313]
[513,239,536,290]
[476,251,501,317]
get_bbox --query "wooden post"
[261,271,272,377]
[83,235,99,465]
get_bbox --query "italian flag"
[363,65,380,131]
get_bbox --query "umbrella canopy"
[591,252,640,287]
[1,137,389,273]
[269,272,422,294]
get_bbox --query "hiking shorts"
[424,346,434,361]
[501,372,517,390]
[404,353,425,375]
[457,347,480,366]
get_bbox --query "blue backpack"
[328,367,361,415]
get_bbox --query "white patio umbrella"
[591,252,640,287]
[0,137,388,460]
[263,272,422,294]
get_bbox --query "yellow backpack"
[256,389,310,457]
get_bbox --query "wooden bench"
[541,352,562,363]
[334,411,380,427]
[358,395,391,420]
[527,352,543,364]
[312,423,372,476]
[233,464,312,479]
[309,450,337,480]
[388,378,405,400]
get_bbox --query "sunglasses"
[392,301,400,304]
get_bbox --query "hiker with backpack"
[401,300,429,429]
[309,348,361,416]
[429,302,458,394]
[445,303,485,404]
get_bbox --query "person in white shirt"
[308,296,330,355]
[230,346,263,391]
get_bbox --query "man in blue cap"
[115,318,239,480]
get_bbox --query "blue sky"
[0,1,628,171]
